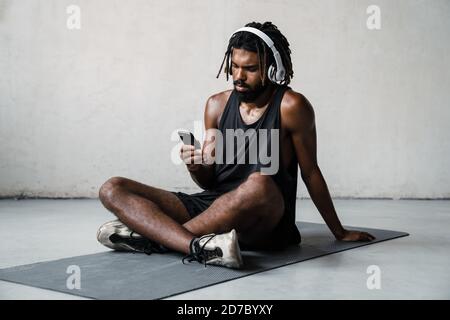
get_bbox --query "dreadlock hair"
[216,21,294,86]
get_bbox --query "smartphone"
[178,130,201,150]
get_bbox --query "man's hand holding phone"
[180,144,204,171]
[178,130,203,172]
[178,129,216,189]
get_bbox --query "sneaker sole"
[96,220,142,252]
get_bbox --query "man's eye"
[231,65,257,72]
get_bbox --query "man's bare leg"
[98,172,284,254]
[183,172,285,247]
[99,177,194,253]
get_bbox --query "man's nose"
[235,68,246,81]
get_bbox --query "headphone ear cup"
[276,68,285,81]
[267,64,277,83]
[268,64,286,84]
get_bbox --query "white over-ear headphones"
[231,27,286,85]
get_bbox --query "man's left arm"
[283,92,375,242]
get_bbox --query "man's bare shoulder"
[205,90,233,128]
[281,89,315,132]
[206,90,233,110]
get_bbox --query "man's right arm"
[182,93,227,190]
[187,161,215,190]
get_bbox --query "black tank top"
[210,85,301,247]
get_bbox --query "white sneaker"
[96,219,167,254]
[183,229,244,269]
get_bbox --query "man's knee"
[236,172,284,213]
[240,172,277,198]
[99,176,127,204]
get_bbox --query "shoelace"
[182,234,222,267]
[110,231,167,255]
[133,232,170,255]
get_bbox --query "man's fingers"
[179,147,200,156]
[179,145,195,157]
[180,149,196,159]
[182,153,203,164]
[341,231,376,242]
[364,232,375,240]
[181,145,195,151]
[360,232,376,241]
[182,152,195,163]
[192,155,203,164]
[181,151,193,162]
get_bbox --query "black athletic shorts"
[170,190,224,219]
[170,189,301,250]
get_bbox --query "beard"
[234,80,268,102]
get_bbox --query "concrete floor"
[0,198,449,300]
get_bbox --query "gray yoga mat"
[0,222,408,300]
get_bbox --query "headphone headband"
[231,26,286,84]
[233,27,276,50]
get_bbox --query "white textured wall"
[0,0,449,198]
